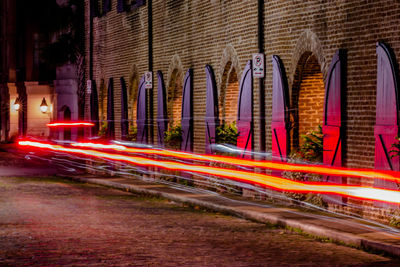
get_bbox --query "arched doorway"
[129,67,139,132]
[61,105,71,141]
[291,53,324,157]
[220,61,239,125]
[167,69,183,127]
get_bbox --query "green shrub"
[164,124,182,150]
[215,121,239,146]
[297,125,323,162]
[390,136,400,159]
[282,125,326,208]
[98,121,107,138]
[128,125,137,141]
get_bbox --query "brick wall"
[291,54,324,149]
[85,0,400,222]
[219,62,239,125]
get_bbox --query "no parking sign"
[145,71,153,89]
[252,53,265,78]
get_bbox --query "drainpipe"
[89,0,93,80]
[258,0,266,154]
[148,0,154,144]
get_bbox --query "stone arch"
[60,105,71,141]
[289,30,327,91]
[218,45,241,124]
[290,52,325,155]
[128,64,139,129]
[167,54,184,126]
[98,78,107,122]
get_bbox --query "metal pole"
[258,0,266,154]
[148,0,154,144]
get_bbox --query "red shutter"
[181,69,193,152]
[156,71,168,147]
[137,75,147,143]
[271,55,290,162]
[106,78,115,139]
[323,50,346,203]
[205,65,219,154]
[237,60,253,158]
[374,42,400,207]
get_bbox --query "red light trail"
[46,122,95,127]
[70,142,400,184]
[18,140,400,205]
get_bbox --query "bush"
[282,125,326,208]
[164,124,182,150]
[297,125,323,162]
[215,121,239,146]
[390,136,400,159]
[98,121,107,138]
[128,125,137,141]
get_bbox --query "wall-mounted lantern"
[40,97,49,113]
[13,97,21,111]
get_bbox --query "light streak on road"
[18,140,400,205]
[46,122,95,127]
[69,142,400,184]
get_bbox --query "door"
[271,55,290,163]
[205,65,219,154]
[120,77,129,140]
[374,42,400,208]
[156,71,168,147]
[106,78,115,139]
[137,75,147,143]
[181,69,193,152]
[323,50,346,203]
[237,60,253,158]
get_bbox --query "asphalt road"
[0,176,398,266]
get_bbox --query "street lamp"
[13,97,21,111]
[40,97,48,113]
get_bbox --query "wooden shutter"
[156,71,168,147]
[136,75,147,143]
[106,78,115,139]
[181,69,193,152]
[237,60,253,158]
[374,42,400,204]
[271,55,290,162]
[90,80,99,136]
[323,50,346,204]
[205,65,219,154]
[120,77,129,140]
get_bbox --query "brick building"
[86,0,399,164]
[84,0,400,221]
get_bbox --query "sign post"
[252,53,265,78]
[145,71,153,89]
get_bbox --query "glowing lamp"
[13,97,21,111]
[40,97,48,113]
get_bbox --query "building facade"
[84,0,400,221]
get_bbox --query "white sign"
[86,80,92,94]
[252,53,265,78]
[145,71,153,89]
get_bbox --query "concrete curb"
[66,176,400,258]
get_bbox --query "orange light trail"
[47,122,95,127]
[18,140,400,205]
[70,142,400,184]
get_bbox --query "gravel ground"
[0,176,398,266]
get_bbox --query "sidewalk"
[62,174,400,258]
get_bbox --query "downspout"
[89,0,93,80]
[148,0,154,144]
[88,0,94,137]
[258,0,266,154]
